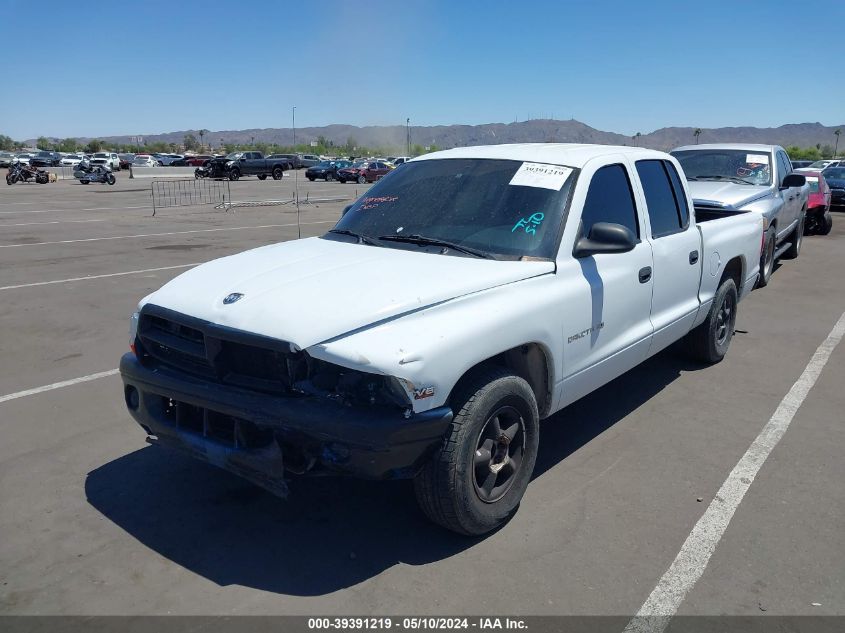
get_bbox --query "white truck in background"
[671,143,808,287]
[120,144,763,535]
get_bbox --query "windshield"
[328,158,576,260]
[671,149,773,186]
[225,152,242,160]
[316,161,333,167]
[809,160,831,168]
[824,168,845,180]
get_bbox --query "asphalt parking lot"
[0,175,843,620]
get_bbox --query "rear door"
[776,150,800,238]
[633,158,702,355]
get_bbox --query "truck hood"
[686,181,772,209]
[141,237,555,349]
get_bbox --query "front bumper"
[120,353,453,493]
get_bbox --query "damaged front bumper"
[119,353,453,496]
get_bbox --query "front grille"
[137,306,301,394]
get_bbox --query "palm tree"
[198,129,208,151]
[632,132,641,146]
[694,128,702,144]
[835,129,841,158]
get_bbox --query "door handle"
[689,250,699,264]
[638,266,652,283]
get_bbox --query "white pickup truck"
[670,144,808,287]
[120,144,763,535]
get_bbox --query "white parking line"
[0,205,150,215]
[2,218,110,227]
[623,310,845,633]
[0,369,119,405]
[0,220,334,249]
[0,263,202,291]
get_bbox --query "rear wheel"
[782,210,804,259]
[308,177,315,182]
[107,174,116,185]
[685,278,738,364]
[413,367,539,535]
[326,172,334,181]
[257,174,267,180]
[818,211,833,235]
[272,167,283,180]
[357,174,366,184]
[757,228,775,288]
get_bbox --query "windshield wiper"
[690,175,754,185]
[327,229,381,246]
[377,234,493,259]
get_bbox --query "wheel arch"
[448,342,554,418]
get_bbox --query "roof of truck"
[672,143,783,152]
[417,143,669,168]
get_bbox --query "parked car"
[119,143,763,535]
[0,152,15,167]
[806,159,845,170]
[118,154,135,170]
[791,160,813,169]
[794,170,832,235]
[297,153,320,168]
[205,151,293,180]
[60,154,85,167]
[305,160,351,181]
[89,158,113,171]
[186,155,213,166]
[337,160,393,184]
[92,152,120,170]
[14,153,32,165]
[671,143,808,288]
[156,154,185,166]
[822,166,845,208]
[132,155,158,168]
[392,156,412,166]
[30,151,61,167]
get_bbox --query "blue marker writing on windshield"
[512,212,545,235]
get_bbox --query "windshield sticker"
[509,162,572,190]
[360,195,399,210]
[746,154,769,165]
[512,212,545,235]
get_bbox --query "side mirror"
[342,204,352,217]
[573,222,637,258]
[781,173,805,189]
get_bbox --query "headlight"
[129,312,139,352]
[292,357,411,410]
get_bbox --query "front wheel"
[107,174,116,185]
[272,167,283,180]
[413,367,539,535]
[685,278,738,364]
[325,172,334,181]
[257,174,267,180]
[357,174,366,184]
[228,169,240,181]
[756,228,775,288]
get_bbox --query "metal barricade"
[150,178,230,216]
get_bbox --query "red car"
[337,160,392,184]
[186,155,214,166]
[797,170,832,235]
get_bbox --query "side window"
[777,152,791,184]
[664,161,689,228]
[636,159,685,238]
[580,164,639,238]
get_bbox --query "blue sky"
[2,0,842,139]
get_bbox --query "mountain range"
[31,120,844,152]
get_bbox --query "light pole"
[835,129,841,158]
[251,136,255,147]
[406,118,411,156]
[292,106,296,149]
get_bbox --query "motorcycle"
[195,160,226,179]
[6,162,49,185]
[76,163,116,185]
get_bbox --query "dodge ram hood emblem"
[223,292,244,305]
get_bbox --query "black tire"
[685,278,738,364]
[413,367,539,535]
[272,167,283,180]
[357,174,366,184]
[80,179,89,184]
[818,211,833,236]
[107,174,116,185]
[228,169,240,181]
[756,228,775,288]
[6,175,15,185]
[308,177,315,182]
[338,178,346,184]
[326,171,334,181]
[782,210,804,259]
[257,174,267,180]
